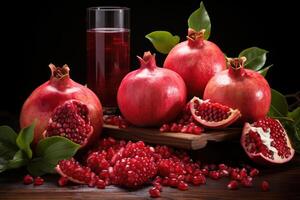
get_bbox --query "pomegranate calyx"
[49,64,70,79]
[137,51,157,70]
[227,57,247,77]
[187,28,205,47]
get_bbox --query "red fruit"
[117,51,187,127]
[204,57,271,122]
[56,158,98,185]
[96,179,106,189]
[58,176,69,186]
[112,157,157,188]
[227,180,239,190]
[23,174,34,185]
[20,64,103,147]
[177,181,188,190]
[164,29,226,98]
[261,180,270,191]
[43,100,93,147]
[249,168,259,177]
[209,171,220,180]
[241,176,253,187]
[34,177,44,186]
[241,117,295,165]
[149,187,161,198]
[190,97,241,128]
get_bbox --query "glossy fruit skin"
[164,29,226,98]
[117,52,187,127]
[204,57,271,123]
[20,64,103,146]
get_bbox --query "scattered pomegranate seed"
[34,177,44,186]
[209,171,220,180]
[241,176,253,187]
[23,174,33,185]
[149,187,161,198]
[177,181,188,190]
[218,164,227,170]
[227,180,239,190]
[249,168,259,177]
[58,177,68,186]
[261,180,270,191]
[96,179,106,189]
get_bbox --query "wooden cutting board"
[103,124,242,150]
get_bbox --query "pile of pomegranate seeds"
[53,137,269,197]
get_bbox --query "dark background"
[1,0,299,126]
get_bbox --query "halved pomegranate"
[241,117,295,165]
[189,97,241,128]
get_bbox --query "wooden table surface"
[0,140,299,200]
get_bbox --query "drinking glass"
[87,7,130,114]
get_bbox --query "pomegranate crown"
[187,28,206,41]
[137,51,157,69]
[226,57,247,70]
[49,64,70,79]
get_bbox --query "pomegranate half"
[20,64,103,147]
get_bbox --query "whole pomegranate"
[117,51,187,127]
[164,28,226,98]
[204,57,271,123]
[20,64,103,148]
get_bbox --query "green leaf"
[6,150,28,169]
[283,121,300,153]
[258,64,273,77]
[268,89,289,118]
[188,2,211,39]
[239,47,268,71]
[146,31,180,54]
[16,123,35,159]
[0,126,18,160]
[288,107,300,128]
[27,136,80,176]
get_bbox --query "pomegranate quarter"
[117,51,187,127]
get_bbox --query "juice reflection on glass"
[87,7,130,114]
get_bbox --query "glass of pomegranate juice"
[87,7,130,114]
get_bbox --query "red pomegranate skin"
[204,58,271,123]
[117,52,187,127]
[20,64,103,145]
[164,29,226,98]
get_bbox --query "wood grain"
[104,124,241,150]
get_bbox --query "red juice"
[87,28,130,110]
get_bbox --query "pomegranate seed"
[219,169,230,177]
[209,171,220,180]
[58,176,68,186]
[239,168,248,178]
[192,175,206,185]
[34,177,44,186]
[201,168,209,176]
[218,164,227,170]
[168,177,178,187]
[177,181,188,190]
[249,168,259,177]
[96,179,106,189]
[261,181,270,191]
[241,176,253,187]
[149,187,161,198]
[23,174,33,185]
[227,180,239,190]
[162,177,169,186]
[153,182,162,191]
